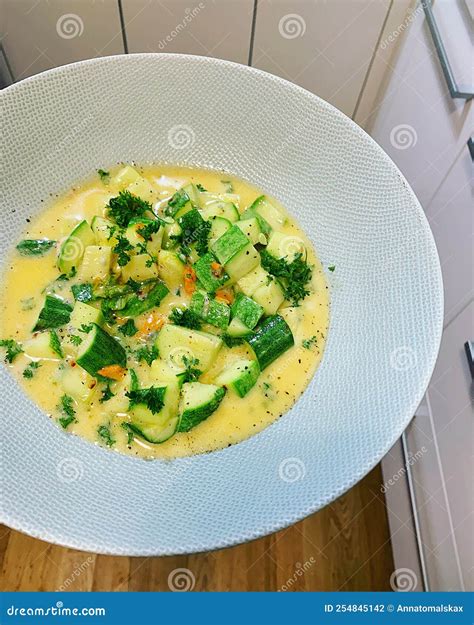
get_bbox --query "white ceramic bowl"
[0,54,443,555]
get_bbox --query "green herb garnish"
[136,345,159,366]
[23,361,40,379]
[182,355,202,383]
[0,339,23,363]
[118,319,138,337]
[58,394,76,429]
[98,169,110,183]
[70,335,83,346]
[302,336,317,350]
[261,250,312,306]
[113,233,134,267]
[107,191,152,228]
[99,384,115,403]
[169,307,202,330]
[16,239,56,256]
[49,330,63,358]
[126,386,166,414]
[98,424,115,447]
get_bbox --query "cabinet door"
[1,0,124,81]
[251,0,390,117]
[365,0,472,208]
[122,0,254,64]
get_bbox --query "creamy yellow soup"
[0,165,329,459]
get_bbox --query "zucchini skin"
[33,295,73,331]
[120,281,169,317]
[246,315,294,370]
[178,386,226,433]
[76,324,127,377]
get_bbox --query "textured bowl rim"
[0,53,443,555]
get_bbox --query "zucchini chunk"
[252,277,285,315]
[190,291,230,330]
[91,216,117,246]
[78,245,111,283]
[110,165,142,188]
[120,254,159,282]
[224,243,260,282]
[236,264,269,297]
[128,379,180,444]
[208,216,232,245]
[227,318,253,338]
[158,250,185,291]
[76,324,127,377]
[235,218,262,245]
[61,364,96,402]
[246,195,285,231]
[70,301,104,329]
[246,315,294,370]
[211,225,249,265]
[156,324,222,372]
[178,382,226,432]
[230,292,264,330]
[266,231,306,262]
[33,295,72,331]
[161,221,182,249]
[150,358,186,384]
[177,208,206,233]
[201,200,239,223]
[180,183,201,206]
[58,220,96,274]
[119,281,169,317]
[24,331,62,360]
[214,359,260,398]
[193,252,229,293]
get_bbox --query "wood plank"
[0,464,393,591]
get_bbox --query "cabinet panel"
[1,0,124,81]
[251,0,390,117]
[123,0,253,64]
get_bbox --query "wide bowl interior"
[0,54,442,555]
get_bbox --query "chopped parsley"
[98,169,110,183]
[182,355,202,383]
[302,336,318,350]
[169,307,202,330]
[118,319,138,337]
[23,361,40,379]
[69,334,83,346]
[79,323,93,333]
[196,183,207,192]
[113,233,134,266]
[58,394,76,429]
[99,384,115,403]
[137,219,161,241]
[0,339,23,363]
[126,386,166,414]
[50,330,63,358]
[164,190,189,217]
[136,344,159,366]
[121,422,134,445]
[328,265,336,272]
[16,239,56,256]
[98,424,115,447]
[260,250,312,306]
[107,191,152,228]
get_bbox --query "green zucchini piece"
[61,365,96,402]
[235,218,262,245]
[190,291,230,330]
[211,225,249,265]
[201,200,239,223]
[127,379,180,443]
[70,301,104,329]
[246,315,294,370]
[120,254,159,282]
[178,382,226,432]
[181,183,201,206]
[91,216,116,245]
[193,252,229,293]
[78,245,112,283]
[266,231,306,262]
[162,221,182,249]
[209,216,232,244]
[231,292,263,330]
[226,318,253,338]
[223,243,260,282]
[247,196,285,231]
[236,265,269,297]
[252,277,285,315]
[120,281,169,317]
[24,331,63,360]
[214,359,260,397]
[33,295,72,331]
[157,250,185,291]
[156,324,222,373]
[58,220,96,274]
[164,189,192,218]
[76,324,127,377]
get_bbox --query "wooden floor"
[0,465,394,592]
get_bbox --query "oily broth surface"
[0,165,329,459]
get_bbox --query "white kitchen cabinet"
[251,0,391,117]
[1,0,124,81]
[122,0,254,65]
